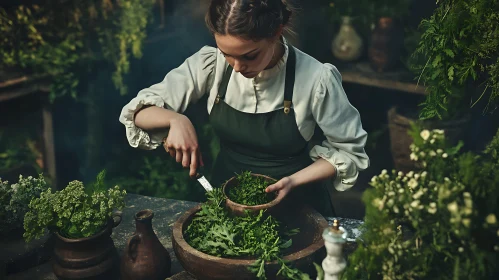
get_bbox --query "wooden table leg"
[42,101,57,188]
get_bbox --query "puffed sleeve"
[119,46,217,150]
[309,64,370,191]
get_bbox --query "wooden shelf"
[336,61,427,95]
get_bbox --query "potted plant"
[342,125,499,279]
[0,174,48,237]
[388,0,499,172]
[367,0,411,72]
[23,170,126,280]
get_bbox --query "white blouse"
[119,39,370,191]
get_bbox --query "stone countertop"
[5,194,364,280]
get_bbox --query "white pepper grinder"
[319,219,348,280]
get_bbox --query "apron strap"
[215,65,233,104]
[283,45,296,115]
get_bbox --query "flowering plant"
[23,171,126,242]
[0,174,48,235]
[342,125,499,279]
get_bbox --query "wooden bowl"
[172,204,327,280]
[222,173,281,217]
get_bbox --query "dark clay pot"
[120,209,172,280]
[52,213,122,280]
[368,17,404,72]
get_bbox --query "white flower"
[462,218,471,227]
[429,150,436,157]
[486,214,497,225]
[412,190,424,200]
[408,178,418,189]
[371,176,377,183]
[458,247,464,253]
[393,206,399,213]
[495,246,499,252]
[398,171,404,177]
[410,200,420,208]
[398,188,405,194]
[447,202,458,213]
[381,169,388,175]
[419,151,426,157]
[437,149,443,154]
[421,171,427,177]
[410,153,418,161]
[388,191,395,196]
[414,173,420,180]
[442,153,448,158]
[428,207,437,214]
[420,129,430,141]
[434,129,444,134]
[444,177,451,182]
[430,138,436,144]
[407,171,414,178]
[463,192,471,198]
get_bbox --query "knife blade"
[195,172,213,192]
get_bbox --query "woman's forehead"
[215,34,267,56]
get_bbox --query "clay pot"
[222,173,281,217]
[172,204,328,280]
[120,209,172,280]
[368,17,404,72]
[52,212,122,280]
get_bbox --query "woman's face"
[215,34,277,79]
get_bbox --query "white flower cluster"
[410,129,448,165]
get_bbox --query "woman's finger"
[175,149,183,163]
[189,151,198,177]
[169,149,176,158]
[182,149,190,168]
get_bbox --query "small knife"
[195,172,213,192]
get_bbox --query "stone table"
[5,194,364,280]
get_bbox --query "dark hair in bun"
[205,0,295,41]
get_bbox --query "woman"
[119,0,369,216]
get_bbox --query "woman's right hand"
[162,114,204,177]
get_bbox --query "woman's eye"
[244,54,258,61]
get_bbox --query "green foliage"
[342,125,499,279]
[410,0,499,120]
[0,174,49,234]
[185,188,313,280]
[0,0,156,100]
[23,171,126,242]
[0,126,41,172]
[227,172,276,206]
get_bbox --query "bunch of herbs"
[227,171,276,206]
[185,187,314,280]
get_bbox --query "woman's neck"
[265,38,285,70]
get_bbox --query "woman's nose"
[232,59,246,73]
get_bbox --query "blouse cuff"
[119,97,166,150]
[309,145,359,191]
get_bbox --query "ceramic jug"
[332,16,363,62]
[120,209,171,280]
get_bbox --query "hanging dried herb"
[227,171,276,206]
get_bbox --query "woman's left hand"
[265,177,294,201]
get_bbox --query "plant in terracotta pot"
[0,174,48,237]
[389,0,499,172]
[23,170,126,280]
[367,0,411,72]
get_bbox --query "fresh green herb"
[227,171,275,206]
[23,171,126,242]
[185,188,312,280]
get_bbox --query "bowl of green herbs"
[222,171,282,217]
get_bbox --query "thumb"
[265,182,282,193]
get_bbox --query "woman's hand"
[162,114,204,177]
[265,177,294,201]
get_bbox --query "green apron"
[208,46,335,217]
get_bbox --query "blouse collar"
[254,36,289,80]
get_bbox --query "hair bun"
[247,0,272,14]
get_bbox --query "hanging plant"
[0,0,156,101]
